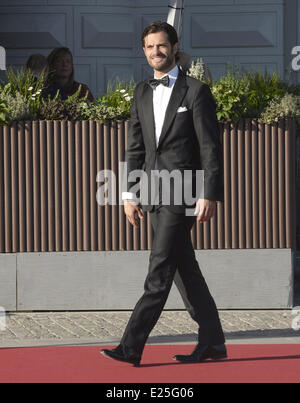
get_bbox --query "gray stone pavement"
[0,309,300,348]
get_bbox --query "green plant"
[1,67,47,119]
[260,93,300,127]
[0,98,9,126]
[97,79,136,121]
[75,102,101,121]
[187,58,212,85]
[39,98,67,121]
[65,100,87,121]
[92,102,126,122]
[244,70,286,118]
[4,67,45,98]
[0,92,36,123]
[2,62,298,125]
[211,65,250,123]
[209,64,290,123]
[64,101,79,121]
[65,84,89,104]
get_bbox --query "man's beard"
[149,54,175,72]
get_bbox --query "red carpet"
[0,344,300,383]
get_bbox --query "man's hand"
[124,201,144,228]
[194,199,216,223]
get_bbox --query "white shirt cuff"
[122,192,139,204]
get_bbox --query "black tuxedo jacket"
[125,69,223,213]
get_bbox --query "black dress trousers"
[120,205,225,354]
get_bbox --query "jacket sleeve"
[192,83,224,202]
[124,85,146,195]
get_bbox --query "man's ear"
[174,42,179,54]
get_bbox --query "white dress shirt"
[122,65,179,202]
[153,65,179,147]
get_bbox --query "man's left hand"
[194,199,216,223]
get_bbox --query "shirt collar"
[154,65,179,84]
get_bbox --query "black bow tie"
[148,75,170,90]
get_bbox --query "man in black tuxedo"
[102,22,226,366]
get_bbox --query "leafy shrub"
[64,101,82,121]
[0,92,36,123]
[210,65,289,123]
[211,66,250,123]
[1,65,300,125]
[39,98,67,121]
[243,70,286,118]
[0,70,137,123]
[260,93,300,126]
[2,67,46,118]
[97,80,136,121]
[0,98,9,126]
[63,85,91,121]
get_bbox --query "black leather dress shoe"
[101,345,141,367]
[173,344,227,363]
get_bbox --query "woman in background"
[47,48,94,102]
[26,53,67,100]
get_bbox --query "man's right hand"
[124,201,144,228]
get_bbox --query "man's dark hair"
[142,21,179,48]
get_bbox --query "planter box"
[14,249,294,310]
[0,118,297,310]
[0,118,297,252]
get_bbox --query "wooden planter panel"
[0,119,296,253]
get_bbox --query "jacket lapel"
[141,83,156,150]
[140,70,188,150]
[158,70,188,148]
